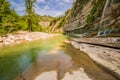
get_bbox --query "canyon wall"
[63,0,120,37]
[63,0,120,79]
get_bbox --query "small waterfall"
[100,0,111,27]
[97,0,111,36]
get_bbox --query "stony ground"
[71,37,120,48]
[70,40,120,79]
[34,68,92,80]
[0,31,58,47]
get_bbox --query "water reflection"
[18,54,31,70]
[16,43,117,80]
[17,50,74,80]
[0,35,65,80]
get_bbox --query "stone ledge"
[70,41,120,79]
[71,37,120,48]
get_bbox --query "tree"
[25,0,36,32]
[0,0,18,35]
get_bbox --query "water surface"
[0,35,117,80]
[16,43,117,80]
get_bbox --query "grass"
[0,35,66,80]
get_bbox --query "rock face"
[63,0,120,78]
[71,37,120,48]
[39,21,50,27]
[63,0,120,37]
[70,40,120,79]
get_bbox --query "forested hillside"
[0,0,52,35]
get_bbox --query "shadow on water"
[16,42,117,80]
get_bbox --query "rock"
[39,21,50,28]
[78,43,120,79]
[0,37,3,43]
[111,19,116,23]
[25,36,33,41]
[64,40,71,43]
[8,34,15,40]
[62,68,92,80]
[0,32,58,47]
[111,3,120,10]
[117,16,120,20]
[0,43,3,47]
[72,37,120,48]
[63,0,120,37]
[4,40,10,45]
[71,41,80,49]
[35,71,57,80]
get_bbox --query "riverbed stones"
[0,32,58,47]
[72,37,120,48]
[31,65,94,80]
[62,68,92,80]
[69,40,120,79]
[0,37,3,42]
[71,41,80,49]
[35,71,57,80]
[79,43,120,79]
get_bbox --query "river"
[0,35,118,80]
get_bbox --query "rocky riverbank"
[0,31,58,47]
[69,38,120,79]
[71,37,120,48]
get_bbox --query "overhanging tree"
[25,0,36,32]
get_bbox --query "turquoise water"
[0,35,117,80]
[0,35,66,80]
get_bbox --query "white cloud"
[35,7,64,17]
[37,0,45,3]
[59,2,64,5]
[35,4,64,17]
[65,0,70,3]
[54,11,64,16]
[9,0,25,15]
[35,5,50,15]
[8,0,73,16]
[56,0,71,3]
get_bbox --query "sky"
[8,0,73,17]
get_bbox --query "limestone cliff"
[63,0,120,37]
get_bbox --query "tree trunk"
[28,19,32,32]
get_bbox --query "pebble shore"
[0,31,58,47]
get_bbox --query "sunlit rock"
[71,41,80,49]
[34,71,57,80]
[62,68,92,80]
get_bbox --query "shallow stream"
[0,35,117,80]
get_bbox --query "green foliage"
[0,0,19,35]
[41,15,55,22]
[49,17,59,26]
[25,0,36,32]
[0,0,43,35]
[71,0,90,17]
[56,16,65,29]
[113,0,120,3]
[86,0,106,24]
